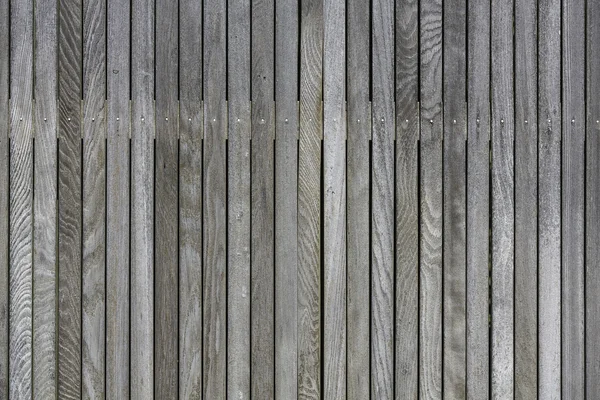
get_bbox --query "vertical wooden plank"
[514,0,537,397]
[9,0,34,396]
[58,0,83,396]
[34,0,58,397]
[323,0,345,397]
[179,0,203,398]
[491,0,514,397]
[420,0,443,396]
[130,0,154,395]
[203,0,226,395]
[346,0,370,396]
[466,0,490,396]
[106,0,130,396]
[0,0,8,395]
[298,0,322,395]
[274,0,298,396]
[562,0,585,396]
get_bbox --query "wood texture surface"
[0,0,8,395]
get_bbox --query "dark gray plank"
[203,0,227,396]
[179,0,203,398]
[419,0,443,396]
[491,0,514,396]
[514,0,537,397]
[106,0,130,396]
[130,0,154,396]
[346,0,370,397]
[34,0,58,397]
[323,0,345,397]
[562,0,585,396]
[0,0,8,394]
[395,0,418,396]
[274,0,298,396]
[9,0,34,396]
[155,0,178,396]
[58,0,83,397]
[298,0,322,396]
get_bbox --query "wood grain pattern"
[514,0,537,397]
[9,0,34,396]
[0,0,8,394]
[420,0,443,397]
[203,0,226,396]
[33,0,58,397]
[298,0,322,397]
[562,0,585,396]
[346,0,370,397]
[274,0,298,396]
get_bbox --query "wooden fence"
[0,0,599,398]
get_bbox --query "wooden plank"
[0,0,8,395]
[106,0,130,396]
[346,0,370,396]
[466,0,490,396]
[298,0,322,395]
[562,0,585,396]
[491,0,514,396]
[179,0,203,397]
[442,0,467,396]
[130,0,154,396]
[514,0,537,397]
[323,0,345,397]
[419,0,443,396]
[33,0,58,397]
[82,0,106,397]
[58,0,83,397]
[9,0,34,396]
[274,0,298,396]
[203,0,226,396]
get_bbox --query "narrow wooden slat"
[514,0,537,396]
[298,0,323,396]
[155,0,178,396]
[0,0,8,394]
[179,0,203,398]
[323,0,345,397]
[274,0,298,396]
[130,0,155,396]
[420,0,443,396]
[346,0,370,396]
[33,0,58,397]
[491,0,514,397]
[9,0,34,396]
[58,0,83,396]
[203,0,226,395]
[562,0,585,396]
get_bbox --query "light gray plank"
[9,0,34,396]
[323,0,345,397]
[274,0,298,396]
[0,0,8,394]
[420,0,443,396]
[33,0,58,397]
[562,0,585,396]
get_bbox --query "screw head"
[357,119,360,123]
[571,118,575,124]
[405,119,409,123]
[429,119,433,124]
[165,117,168,121]
[453,119,456,124]
[188,118,192,122]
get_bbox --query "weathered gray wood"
[9,0,34,396]
[371,0,394,397]
[0,0,8,395]
[298,0,322,397]
[514,0,537,397]
[323,0,345,397]
[491,0,514,397]
[346,0,370,397]
[179,0,203,398]
[442,0,467,396]
[274,0,298,396]
[562,0,585,396]
[203,0,227,396]
[33,0,58,397]
[58,0,83,397]
[106,0,130,396]
[130,0,154,396]
[420,0,443,396]
[155,0,178,397]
